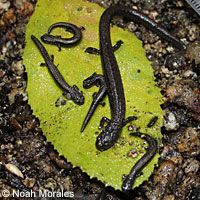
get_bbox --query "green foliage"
[23,0,163,190]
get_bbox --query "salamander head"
[96,123,122,151]
[69,85,85,105]
[41,34,55,44]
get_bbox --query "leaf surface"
[23,0,163,190]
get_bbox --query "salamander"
[87,5,186,151]
[122,132,157,190]
[41,22,83,51]
[31,35,84,105]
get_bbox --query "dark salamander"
[90,5,186,152]
[41,22,83,51]
[92,6,186,151]
[122,132,157,191]
[31,35,84,105]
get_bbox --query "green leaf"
[23,0,163,190]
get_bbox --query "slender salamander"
[94,5,186,151]
[31,35,84,105]
[41,22,82,51]
[122,132,157,190]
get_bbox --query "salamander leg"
[57,44,61,51]
[112,40,124,52]
[85,47,100,55]
[80,26,85,31]
[40,55,54,67]
[92,92,97,99]
[85,40,124,55]
[40,55,56,67]
[122,116,137,126]
[81,73,107,132]
[72,84,81,91]
[50,54,54,62]
[99,117,111,130]
[40,63,46,67]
